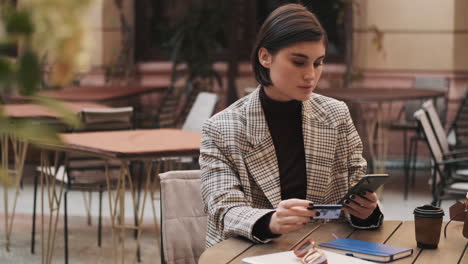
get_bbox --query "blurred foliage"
[20,0,94,87]
[0,1,94,184]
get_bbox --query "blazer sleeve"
[199,118,276,243]
[340,101,384,228]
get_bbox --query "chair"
[154,86,184,128]
[31,107,134,263]
[402,100,468,198]
[413,109,468,206]
[422,100,468,159]
[158,170,207,264]
[182,92,218,132]
[388,76,448,193]
[77,106,134,131]
[448,90,468,147]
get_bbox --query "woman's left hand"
[342,191,378,220]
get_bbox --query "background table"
[36,129,201,264]
[9,81,170,128]
[315,87,445,174]
[199,221,467,264]
[1,101,110,251]
[4,101,109,119]
[38,81,169,102]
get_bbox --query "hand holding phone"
[339,174,389,204]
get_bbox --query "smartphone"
[338,174,389,204]
[309,204,342,219]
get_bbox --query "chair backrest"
[159,170,207,264]
[65,106,133,184]
[181,92,218,132]
[156,86,183,128]
[78,106,134,131]
[405,76,448,121]
[422,100,449,154]
[413,109,444,184]
[449,89,468,146]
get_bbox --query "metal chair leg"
[30,171,39,254]
[64,190,69,264]
[410,136,419,186]
[135,161,143,240]
[98,188,103,247]
[403,129,409,200]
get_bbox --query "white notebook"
[242,249,374,264]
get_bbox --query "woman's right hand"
[269,199,317,235]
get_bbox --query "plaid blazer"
[199,87,368,248]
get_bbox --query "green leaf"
[9,119,62,146]
[33,96,82,130]
[18,51,41,95]
[6,10,34,36]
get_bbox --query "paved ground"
[0,165,458,263]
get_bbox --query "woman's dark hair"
[251,4,328,86]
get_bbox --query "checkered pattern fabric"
[199,87,369,248]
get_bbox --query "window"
[135,0,345,63]
[256,0,346,63]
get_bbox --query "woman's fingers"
[270,199,319,234]
[358,191,378,203]
[343,192,377,219]
[342,206,366,219]
[277,199,316,218]
[276,215,311,225]
[279,199,313,209]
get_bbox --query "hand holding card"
[309,205,342,219]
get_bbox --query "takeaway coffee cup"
[413,204,444,249]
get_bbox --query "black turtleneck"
[252,88,382,239]
[252,87,307,240]
[259,86,307,200]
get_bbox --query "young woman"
[199,4,383,248]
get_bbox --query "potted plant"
[160,0,226,125]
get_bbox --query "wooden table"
[315,87,446,174]
[315,88,445,103]
[36,129,201,264]
[4,101,110,119]
[199,221,467,264]
[37,82,169,102]
[28,81,170,128]
[0,101,110,251]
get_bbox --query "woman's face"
[259,41,326,102]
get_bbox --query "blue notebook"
[319,238,413,263]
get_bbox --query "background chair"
[181,92,218,132]
[31,106,134,263]
[413,109,468,206]
[388,76,448,194]
[401,100,468,198]
[448,90,468,147]
[153,86,184,128]
[422,100,468,159]
[158,170,207,264]
[157,91,218,172]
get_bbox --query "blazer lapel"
[244,87,282,208]
[302,96,337,204]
